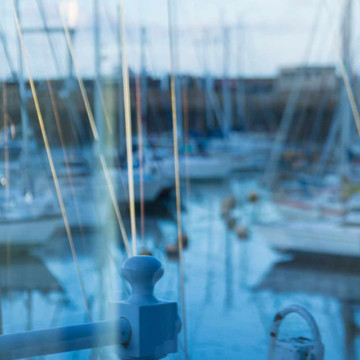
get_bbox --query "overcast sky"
[0,0,357,79]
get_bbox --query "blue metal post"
[118,256,182,360]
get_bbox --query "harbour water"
[1,0,359,357]
[1,173,357,359]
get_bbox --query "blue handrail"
[0,318,131,359]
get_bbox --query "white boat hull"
[100,169,167,203]
[0,215,62,247]
[257,221,360,258]
[157,156,232,180]
[115,178,166,203]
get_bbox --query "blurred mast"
[15,0,31,195]
[140,27,147,123]
[222,26,232,138]
[116,1,125,154]
[138,26,147,245]
[340,0,352,180]
[203,29,215,133]
[263,2,323,189]
[94,0,102,148]
[170,0,183,145]
[36,0,84,145]
[0,25,17,79]
[235,20,247,131]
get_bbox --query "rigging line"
[3,82,9,201]
[0,287,2,336]
[37,0,83,146]
[36,0,62,75]
[58,5,131,255]
[47,80,89,253]
[112,0,136,205]
[167,0,189,358]
[264,0,324,189]
[340,59,360,135]
[182,79,191,205]
[0,24,17,80]
[4,75,11,319]
[59,12,98,140]
[11,0,93,321]
[323,0,360,135]
[1,81,7,337]
[306,35,338,163]
[36,0,79,145]
[191,31,223,131]
[100,154,131,257]
[4,83,11,320]
[119,0,137,256]
[102,0,167,154]
[135,75,145,247]
[36,0,90,251]
[93,0,112,135]
[95,77,113,134]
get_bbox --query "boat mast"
[235,20,247,131]
[203,29,215,134]
[172,1,183,146]
[222,26,232,138]
[36,0,84,145]
[117,2,125,155]
[94,0,102,149]
[15,0,31,195]
[140,27,147,124]
[0,27,17,80]
[340,0,352,181]
[317,111,340,176]
[264,3,323,189]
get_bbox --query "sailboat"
[0,189,61,247]
[258,0,360,258]
[0,136,62,247]
[0,11,62,249]
[201,26,272,174]
[105,157,169,203]
[155,146,233,181]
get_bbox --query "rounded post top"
[122,256,164,303]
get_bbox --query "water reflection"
[256,255,360,360]
[0,253,65,334]
[2,178,360,359]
